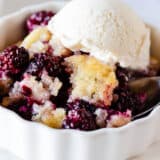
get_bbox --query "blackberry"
[27,53,64,78]
[63,108,97,131]
[0,46,29,77]
[26,11,54,32]
[63,100,97,131]
[66,100,96,113]
[111,87,139,113]
[112,64,148,115]
[27,53,46,77]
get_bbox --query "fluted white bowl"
[0,1,160,160]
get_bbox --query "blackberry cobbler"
[0,11,159,131]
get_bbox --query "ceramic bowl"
[0,1,160,160]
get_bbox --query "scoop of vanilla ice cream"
[48,0,150,69]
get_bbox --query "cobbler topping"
[17,74,50,102]
[65,55,118,106]
[41,107,66,128]
[49,36,72,56]
[0,10,159,131]
[26,11,55,32]
[21,27,52,57]
[33,104,66,129]
[41,70,62,97]
[107,110,131,128]
[32,100,55,120]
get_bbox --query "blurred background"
[0,0,160,27]
[0,0,61,16]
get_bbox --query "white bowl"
[0,1,160,160]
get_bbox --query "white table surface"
[0,0,160,159]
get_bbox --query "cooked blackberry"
[66,100,97,113]
[0,46,29,77]
[27,53,64,78]
[63,108,97,131]
[112,64,150,115]
[62,100,97,131]
[26,11,55,32]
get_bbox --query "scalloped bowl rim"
[1,102,160,136]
